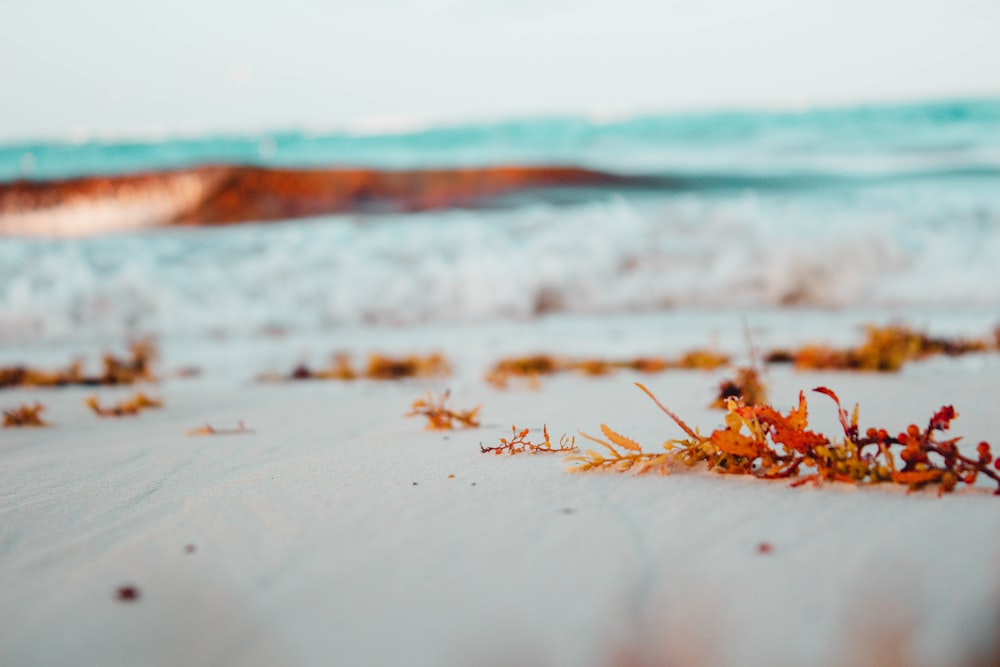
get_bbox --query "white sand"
[3,316,1000,667]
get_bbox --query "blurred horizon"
[2,0,998,143]
[2,92,1000,150]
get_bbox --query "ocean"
[1,98,999,350]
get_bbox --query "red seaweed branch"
[481,425,577,455]
[570,383,1000,496]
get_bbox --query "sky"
[2,0,999,142]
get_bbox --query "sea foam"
[1,175,998,344]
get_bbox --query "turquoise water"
[3,98,999,182]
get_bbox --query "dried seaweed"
[711,367,768,409]
[620,357,672,374]
[2,403,48,427]
[570,423,672,474]
[287,353,356,380]
[766,324,992,372]
[712,319,769,408]
[485,350,729,388]
[671,349,730,370]
[270,352,451,382]
[571,382,1000,496]
[0,340,157,389]
[272,325,991,389]
[481,425,578,455]
[485,355,561,388]
[186,421,253,436]
[0,361,83,389]
[366,352,451,380]
[101,339,157,385]
[406,390,481,430]
[86,392,162,418]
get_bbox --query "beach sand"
[2,313,999,667]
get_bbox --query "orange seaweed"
[486,350,729,388]
[2,403,47,427]
[272,352,451,382]
[406,390,481,430]
[481,425,577,455]
[0,340,156,389]
[767,324,991,372]
[86,392,162,418]
[711,367,768,409]
[571,383,1000,496]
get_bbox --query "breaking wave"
[2,180,999,343]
